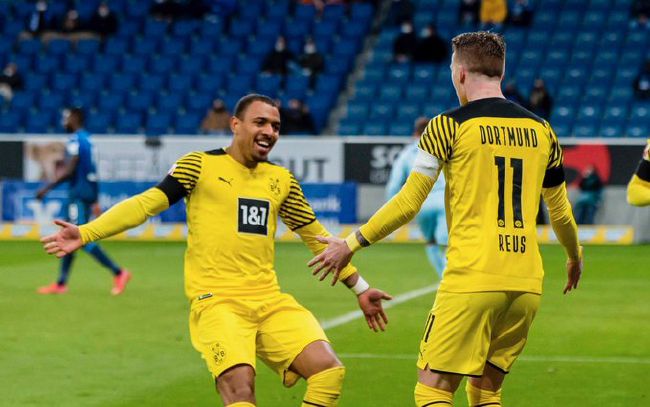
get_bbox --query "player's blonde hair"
[452,32,506,78]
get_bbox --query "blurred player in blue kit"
[386,117,447,278]
[36,107,130,295]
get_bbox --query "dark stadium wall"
[0,141,24,179]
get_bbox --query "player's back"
[420,97,562,294]
[67,129,98,202]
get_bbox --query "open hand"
[308,236,354,285]
[40,220,83,258]
[564,247,583,294]
[357,288,393,332]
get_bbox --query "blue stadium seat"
[220,39,243,57]
[157,92,185,115]
[0,110,22,133]
[295,4,317,20]
[87,112,112,134]
[23,74,47,92]
[323,4,346,21]
[110,73,136,93]
[626,123,650,138]
[144,19,169,37]
[104,38,129,56]
[169,73,194,94]
[47,39,71,56]
[115,112,143,134]
[35,55,59,74]
[338,121,361,136]
[389,121,412,136]
[313,20,337,38]
[133,37,159,56]
[397,103,420,120]
[369,102,393,119]
[79,73,105,94]
[608,86,633,105]
[379,84,402,101]
[345,102,369,120]
[120,54,147,75]
[140,74,166,93]
[387,64,411,84]
[363,122,388,136]
[64,55,91,74]
[126,91,154,113]
[255,74,282,97]
[149,55,176,75]
[116,20,141,39]
[11,93,35,111]
[285,19,311,40]
[412,65,437,84]
[200,19,223,37]
[38,90,65,111]
[572,121,599,138]
[25,110,53,134]
[93,54,119,75]
[599,123,625,138]
[174,112,201,134]
[187,93,214,113]
[405,85,429,101]
[189,37,216,56]
[285,74,310,98]
[160,38,186,56]
[68,90,97,110]
[146,112,173,135]
[52,73,76,92]
[172,20,198,38]
[17,39,41,56]
[230,18,256,38]
[98,92,125,112]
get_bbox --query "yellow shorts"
[417,290,540,376]
[189,292,328,385]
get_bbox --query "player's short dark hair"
[67,107,85,125]
[234,94,278,119]
[451,31,506,78]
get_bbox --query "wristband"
[350,276,370,295]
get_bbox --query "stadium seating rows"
[338,0,649,137]
[0,0,375,134]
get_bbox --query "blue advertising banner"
[1,181,357,224]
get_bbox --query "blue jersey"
[66,129,98,202]
[386,142,446,211]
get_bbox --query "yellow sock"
[466,381,501,406]
[226,403,255,407]
[302,366,345,407]
[414,382,453,406]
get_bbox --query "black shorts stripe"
[486,360,509,374]
[156,175,187,205]
[302,400,326,407]
[543,165,565,188]
[428,368,481,378]
[474,403,501,407]
[422,401,452,406]
[636,159,650,182]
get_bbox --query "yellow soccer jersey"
[167,148,318,299]
[418,98,565,294]
[627,139,650,206]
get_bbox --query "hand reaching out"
[308,235,354,286]
[564,246,583,294]
[40,220,83,258]
[357,288,393,332]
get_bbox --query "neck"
[225,145,257,169]
[464,77,504,103]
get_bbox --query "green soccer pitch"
[1,241,649,406]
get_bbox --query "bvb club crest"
[269,177,281,196]
[210,342,226,366]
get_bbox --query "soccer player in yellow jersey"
[309,32,584,406]
[41,94,392,407]
[627,140,650,206]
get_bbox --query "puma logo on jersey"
[218,177,233,186]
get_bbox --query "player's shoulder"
[440,97,546,126]
[261,159,294,180]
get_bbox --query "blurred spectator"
[297,38,324,79]
[393,21,417,62]
[205,0,237,19]
[0,63,25,103]
[528,79,552,119]
[480,0,508,31]
[633,60,650,99]
[413,24,448,63]
[387,0,415,26]
[575,166,604,225]
[509,0,532,26]
[42,9,97,43]
[280,99,316,134]
[89,2,118,38]
[459,0,480,26]
[631,0,650,20]
[200,99,231,134]
[21,0,57,39]
[503,81,526,106]
[150,0,181,21]
[263,36,294,75]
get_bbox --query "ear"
[230,116,239,134]
[458,65,467,84]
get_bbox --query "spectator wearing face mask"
[528,79,553,119]
[413,24,448,63]
[393,20,417,62]
[21,0,58,40]
[89,1,119,38]
[298,38,324,81]
[280,99,316,135]
[263,36,294,75]
[634,60,650,99]
[0,63,25,103]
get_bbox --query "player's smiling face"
[231,100,281,167]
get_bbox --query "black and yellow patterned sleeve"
[417,114,458,162]
[279,174,317,231]
[155,152,203,205]
[543,122,566,188]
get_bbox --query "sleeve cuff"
[345,233,362,253]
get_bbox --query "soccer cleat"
[111,269,132,295]
[37,283,68,295]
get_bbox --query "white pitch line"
[336,353,650,365]
[320,283,439,330]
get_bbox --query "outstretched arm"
[342,272,392,332]
[627,143,650,207]
[41,187,170,257]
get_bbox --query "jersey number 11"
[494,156,524,229]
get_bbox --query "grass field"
[1,241,649,406]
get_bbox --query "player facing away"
[386,117,448,278]
[41,94,391,407]
[627,139,650,206]
[309,32,583,407]
[36,107,131,295]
